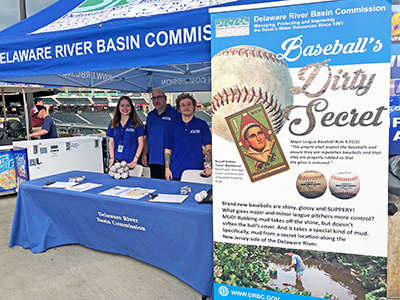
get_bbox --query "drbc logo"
[218,285,229,297]
[216,17,250,28]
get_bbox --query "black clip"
[148,193,158,200]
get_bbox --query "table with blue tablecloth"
[9,171,213,296]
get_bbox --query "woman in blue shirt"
[107,96,145,170]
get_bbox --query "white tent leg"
[147,71,153,111]
[148,92,153,111]
[2,88,6,123]
[22,87,31,140]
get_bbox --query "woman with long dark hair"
[107,96,144,170]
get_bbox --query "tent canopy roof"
[0,0,271,92]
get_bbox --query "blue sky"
[0,0,57,31]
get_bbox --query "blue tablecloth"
[9,171,213,296]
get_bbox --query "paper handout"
[147,194,188,203]
[42,181,80,189]
[99,186,156,199]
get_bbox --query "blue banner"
[212,0,390,66]
[215,284,310,300]
[391,5,400,154]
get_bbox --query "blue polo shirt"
[165,116,211,179]
[41,116,57,139]
[106,119,145,163]
[145,104,180,165]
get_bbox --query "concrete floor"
[0,167,206,300]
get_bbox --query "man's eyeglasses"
[151,95,165,101]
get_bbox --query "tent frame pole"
[147,71,153,111]
[2,88,6,123]
[22,88,31,140]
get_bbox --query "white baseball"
[329,171,360,199]
[195,190,208,202]
[296,170,327,199]
[212,45,294,142]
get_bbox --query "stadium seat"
[129,165,143,177]
[181,169,212,184]
[80,112,111,127]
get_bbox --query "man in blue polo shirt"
[164,93,212,180]
[142,89,180,179]
[27,105,57,139]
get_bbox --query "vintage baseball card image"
[225,103,289,182]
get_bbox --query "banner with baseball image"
[211,0,390,299]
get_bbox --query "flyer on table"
[211,0,390,298]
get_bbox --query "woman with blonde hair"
[107,96,144,170]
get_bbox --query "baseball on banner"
[329,171,360,199]
[211,45,294,142]
[296,170,327,199]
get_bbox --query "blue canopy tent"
[0,0,274,93]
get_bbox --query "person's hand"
[129,159,138,169]
[108,157,115,169]
[203,166,212,176]
[141,154,148,166]
[165,168,173,180]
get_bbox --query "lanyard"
[118,121,128,145]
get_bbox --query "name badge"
[118,144,124,153]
